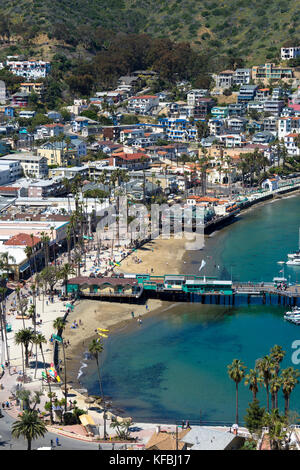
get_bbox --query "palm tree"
[88,338,107,439]
[73,250,83,277]
[58,263,75,294]
[227,359,246,425]
[256,355,274,412]
[40,232,50,268]
[30,234,38,274]
[11,410,47,450]
[15,328,35,369]
[0,286,10,371]
[270,345,286,376]
[270,376,282,410]
[281,367,300,417]
[24,246,33,278]
[66,224,72,264]
[244,368,262,402]
[33,333,54,425]
[0,251,16,280]
[53,317,67,412]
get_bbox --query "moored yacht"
[286,257,300,266]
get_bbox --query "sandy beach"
[118,237,188,275]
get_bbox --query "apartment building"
[6,60,51,78]
[1,153,48,178]
[252,63,293,82]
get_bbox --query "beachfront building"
[261,176,280,191]
[66,277,143,298]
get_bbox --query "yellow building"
[37,141,81,167]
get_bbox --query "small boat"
[285,307,300,316]
[287,228,300,260]
[286,257,300,266]
[277,261,285,264]
[285,318,300,325]
[284,314,300,320]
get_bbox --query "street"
[0,410,101,450]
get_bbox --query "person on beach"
[131,311,134,318]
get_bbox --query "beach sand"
[118,237,188,275]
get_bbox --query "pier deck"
[67,274,300,306]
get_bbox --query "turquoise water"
[81,194,300,423]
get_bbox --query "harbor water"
[80,194,300,423]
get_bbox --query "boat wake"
[77,360,88,380]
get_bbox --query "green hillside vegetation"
[0,0,298,111]
[0,0,298,65]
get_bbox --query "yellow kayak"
[98,332,108,338]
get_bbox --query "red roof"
[113,153,149,161]
[4,233,41,247]
[0,186,20,192]
[129,95,158,100]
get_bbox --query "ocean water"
[81,194,300,424]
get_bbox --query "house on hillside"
[127,95,159,115]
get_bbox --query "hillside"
[0,0,299,65]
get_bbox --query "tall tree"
[244,368,262,402]
[88,338,107,439]
[227,359,247,425]
[256,355,274,413]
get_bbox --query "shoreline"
[64,188,300,407]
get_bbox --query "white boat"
[286,257,300,266]
[285,318,300,325]
[285,307,300,316]
[287,228,300,260]
[284,314,300,320]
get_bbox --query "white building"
[127,95,159,114]
[6,60,51,79]
[281,46,300,60]
[187,89,209,105]
[1,153,48,178]
[284,133,300,156]
[233,68,252,85]
[0,159,22,182]
[278,117,300,139]
[0,81,6,104]
[218,134,244,147]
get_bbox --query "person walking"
[56,437,59,446]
